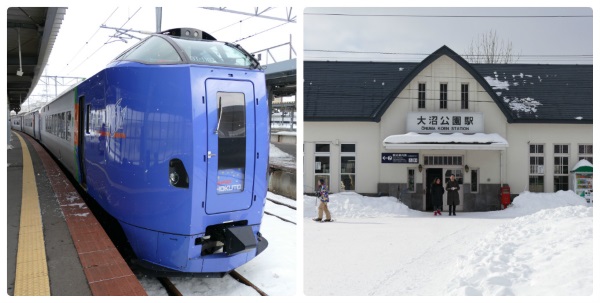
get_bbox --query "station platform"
[6,131,147,296]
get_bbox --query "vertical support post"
[156,7,162,33]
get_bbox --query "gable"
[304,45,592,124]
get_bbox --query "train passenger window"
[66,112,72,141]
[216,92,246,194]
[119,36,182,64]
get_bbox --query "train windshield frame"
[114,35,259,69]
[170,37,257,69]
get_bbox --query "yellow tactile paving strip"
[13,132,51,296]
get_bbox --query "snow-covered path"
[304,191,593,296]
[304,215,510,295]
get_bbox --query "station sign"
[407,112,484,133]
[381,153,419,164]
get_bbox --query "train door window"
[66,111,72,141]
[216,92,246,194]
[340,143,356,191]
[315,143,331,191]
[86,105,91,134]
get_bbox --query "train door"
[205,79,256,214]
[444,168,464,211]
[77,96,87,188]
[425,168,443,211]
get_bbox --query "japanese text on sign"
[407,112,483,133]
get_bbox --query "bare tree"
[464,30,521,64]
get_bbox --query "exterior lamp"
[465,165,469,173]
[418,164,423,172]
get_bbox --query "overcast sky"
[23,6,297,107]
[304,7,593,64]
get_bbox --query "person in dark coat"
[446,174,460,216]
[430,178,445,216]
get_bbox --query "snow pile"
[269,143,293,159]
[449,205,592,295]
[501,190,588,217]
[303,192,416,218]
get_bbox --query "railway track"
[153,194,296,296]
[157,270,268,296]
[265,196,297,225]
[266,197,296,210]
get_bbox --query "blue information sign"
[381,153,419,164]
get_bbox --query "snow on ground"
[138,193,297,296]
[269,143,295,169]
[304,190,593,296]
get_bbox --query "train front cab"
[76,29,269,275]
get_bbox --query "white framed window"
[578,144,593,164]
[314,143,331,191]
[461,83,469,109]
[470,168,479,193]
[418,83,426,109]
[340,143,356,191]
[407,168,416,193]
[554,144,569,191]
[439,83,448,109]
[529,144,544,192]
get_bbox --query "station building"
[303,45,592,211]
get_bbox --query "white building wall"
[304,55,592,201]
[304,122,380,193]
[378,55,509,187]
[505,123,592,193]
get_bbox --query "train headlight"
[169,172,179,184]
[169,159,189,188]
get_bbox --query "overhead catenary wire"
[304,12,593,18]
[59,7,120,75]
[66,7,142,76]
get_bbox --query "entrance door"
[205,79,256,214]
[444,168,464,211]
[425,168,443,211]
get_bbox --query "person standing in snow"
[431,177,445,216]
[446,174,460,216]
[313,178,332,222]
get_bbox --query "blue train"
[13,28,269,275]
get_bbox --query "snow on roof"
[383,132,508,150]
[571,159,593,172]
[503,96,542,113]
[484,76,510,90]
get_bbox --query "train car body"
[22,109,42,141]
[37,28,269,275]
[10,112,24,131]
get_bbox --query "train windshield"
[171,38,257,69]
[119,36,184,64]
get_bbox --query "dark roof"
[304,45,592,124]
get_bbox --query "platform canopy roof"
[7,7,67,113]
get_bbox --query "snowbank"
[501,190,588,217]
[449,205,593,295]
[303,192,418,218]
[270,143,293,158]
